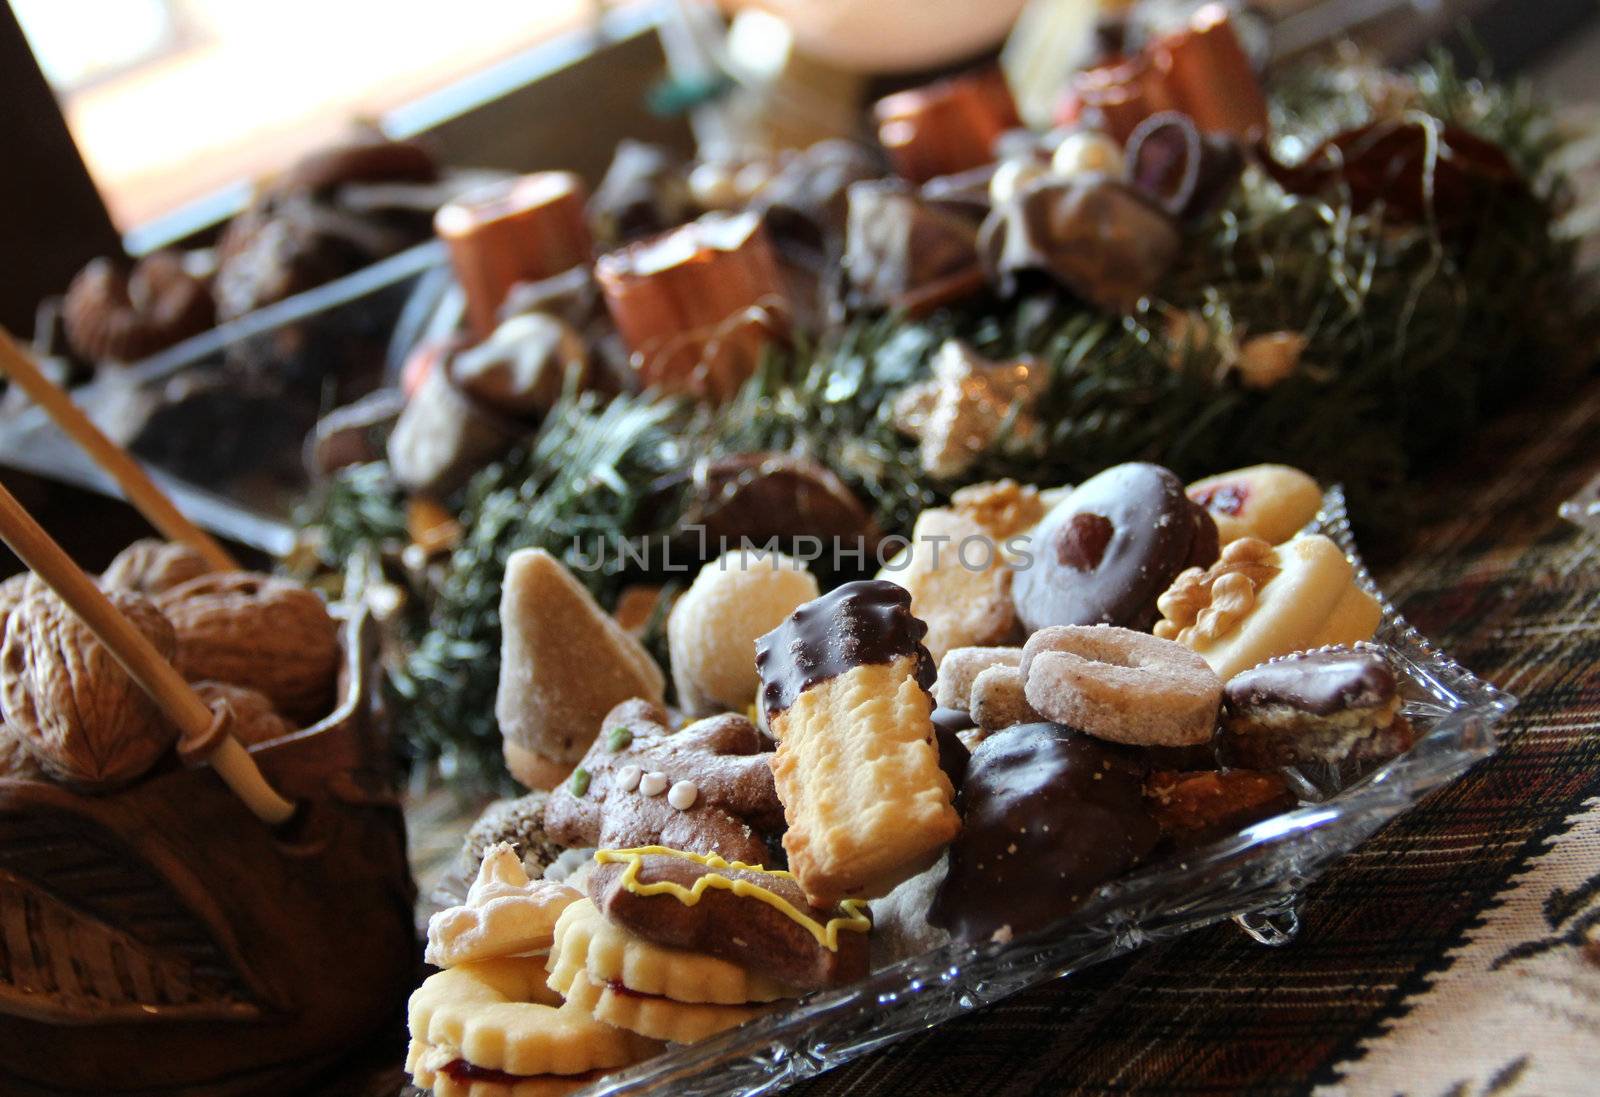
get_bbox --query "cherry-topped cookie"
[1012,462,1219,632]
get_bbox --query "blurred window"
[12,0,620,230]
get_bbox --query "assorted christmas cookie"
[1011,462,1219,633]
[757,581,960,904]
[1220,644,1413,768]
[426,844,582,967]
[542,699,783,865]
[1154,535,1381,680]
[496,549,666,789]
[1187,464,1323,546]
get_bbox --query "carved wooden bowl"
[0,610,416,1096]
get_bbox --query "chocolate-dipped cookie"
[1221,644,1412,768]
[931,722,1159,942]
[588,848,870,992]
[1012,462,1219,633]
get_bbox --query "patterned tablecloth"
[365,372,1600,1097]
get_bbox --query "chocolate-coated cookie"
[1011,462,1219,632]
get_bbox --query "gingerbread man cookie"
[543,700,784,865]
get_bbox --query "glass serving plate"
[424,486,1515,1097]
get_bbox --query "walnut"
[949,479,1048,540]
[101,538,214,596]
[157,572,340,724]
[0,573,40,637]
[1154,537,1280,645]
[0,588,179,789]
[0,724,43,780]
[192,681,297,745]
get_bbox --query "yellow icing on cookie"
[593,846,871,951]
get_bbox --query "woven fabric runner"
[786,373,1600,1097]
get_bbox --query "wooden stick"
[0,478,293,825]
[0,329,238,572]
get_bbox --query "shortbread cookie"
[932,647,1022,710]
[757,581,960,904]
[1011,462,1219,633]
[408,957,660,1090]
[547,898,794,1005]
[1187,464,1322,546]
[554,969,770,1044]
[877,506,1020,664]
[1154,535,1382,680]
[543,700,782,864]
[496,549,666,787]
[1019,625,1223,748]
[428,844,582,967]
[668,551,819,715]
[589,846,870,990]
[931,723,1160,943]
[968,665,1042,732]
[1221,644,1412,767]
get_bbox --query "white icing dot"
[667,781,699,811]
[640,771,669,797]
[617,765,643,792]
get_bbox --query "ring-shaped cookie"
[1019,625,1223,747]
[409,957,660,1081]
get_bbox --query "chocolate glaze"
[1224,646,1396,717]
[930,723,1160,942]
[755,580,937,722]
[930,707,975,789]
[1011,463,1219,632]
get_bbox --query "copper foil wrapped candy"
[979,178,1179,313]
[844,180,986,315]
[436,172,594,340]
[1126,112,1244,222]
[874,68,1021,184]
[596,212,789,403]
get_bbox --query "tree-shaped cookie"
[543,699,783,864]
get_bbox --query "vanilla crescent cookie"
[1155,534,1381,680]
[1019,625,1223,747]
[408,956,661,1096]
[757,581,960,905]
[427,843,582,968]
[547,898,794,1005]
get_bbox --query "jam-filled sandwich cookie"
[408,958,662,1097]
[756,581,960,905]
[1221,644,1413,768]
[1154,534,1381,680]
[546,897,792,1043]
[1187,464,1322,546]
[1011,462,1219,633]
[1018,625,1223,748]
[543,700,784,865]
[588,846,870,991]
[427,844,582,968]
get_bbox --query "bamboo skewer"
[0,329,238,572]
[0,478,294,825]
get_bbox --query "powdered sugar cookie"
[427,844,582,968]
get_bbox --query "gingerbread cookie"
[1145,769,1296,850]
[1221,644,1412,767]
[1011,462,1219,632]
[1187,464,1322,546]
[543,700,783,865]
[931,722,1160,943]
[427,844,582,967]
[1019,625,1224,748]
[757,581,960,904]
[588,847,870,991]
[1154,535,1381,680]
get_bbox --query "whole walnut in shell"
[1,589,179,790]
[101,539,214,596]
[0,573,40,638]
[192,681,297,746]
[157,572,340,724]
[0,725,43,780]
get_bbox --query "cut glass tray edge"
[539,485,1518,1097]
